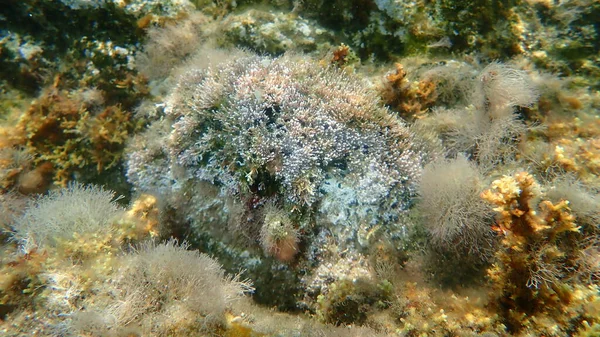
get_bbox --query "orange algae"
[482,172,599,335]
[16,84,135,186]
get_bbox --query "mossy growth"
[17,83,137,186]
[316,278,393,326]
[0,0,142,94]
[437,0,524,58]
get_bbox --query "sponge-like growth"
[12,183,124,253]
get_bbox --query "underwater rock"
[126,51,423,309]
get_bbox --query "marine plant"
[482,172,600,335]
[418,62,538,169]
[71,240,253,337]
[418,155,493,259]
[15,84,136,187]
[11,183,124,254]
[259,203,300,262]
[1,184,160,335]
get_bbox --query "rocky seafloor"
[1,0,599,336]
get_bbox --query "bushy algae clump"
[1,183,161,335]
[482,172,600,335]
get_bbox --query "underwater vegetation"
[483,172,600,335]
[1,0,600,336]
[72,239,253,336]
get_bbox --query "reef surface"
[1,1,599,336]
